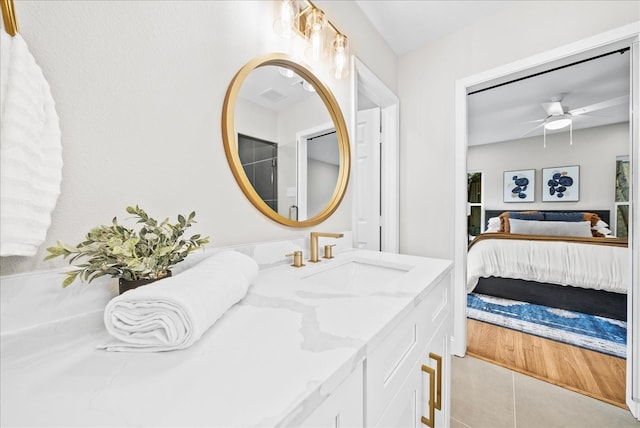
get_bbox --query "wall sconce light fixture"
[274,0,349,79]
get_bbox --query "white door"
[355,108,381,250]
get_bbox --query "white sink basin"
[300,257,413,289]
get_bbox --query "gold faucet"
[309,232,343,263]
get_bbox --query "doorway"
[353,58,400,253]
[454,24,639,417]
[296,123,339,221]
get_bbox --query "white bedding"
[467,237,628,294]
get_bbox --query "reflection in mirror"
[299,129,339,219]
[235,65,337,220]
[223,54,350,227]
[237,134,278,212]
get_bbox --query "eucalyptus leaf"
[44,206,210,287]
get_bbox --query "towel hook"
[1,0,19,36]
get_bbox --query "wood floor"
[466,318,628,409]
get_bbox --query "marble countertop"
[1,248,452,427]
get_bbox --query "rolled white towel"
[102,251,258,352]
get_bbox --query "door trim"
[352,57,400,253]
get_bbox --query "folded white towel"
[102,251,258,352]
[0,32,63,256]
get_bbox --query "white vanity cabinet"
[369,270,452,428]
[300,268,453,428]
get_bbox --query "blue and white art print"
[503,169,535,202]
[542,165,579,202]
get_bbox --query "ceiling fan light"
[544,116,572,130]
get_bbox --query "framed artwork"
[503,169,535,202]
[542,165,579,202]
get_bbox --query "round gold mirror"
[222,53,350,227]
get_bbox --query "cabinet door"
[374,319,450,428]
[420,328,450,428]
[374,360,423,428]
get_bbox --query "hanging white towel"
[0,32,62,256]
[102,251,259,352]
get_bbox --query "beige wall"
[0,0,396,275]
[468,122,629,214]
[398,1,639,259]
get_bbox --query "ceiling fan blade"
[541,101,564,116]
[569,95,629,116]
[572,112,610,119]
[520,122,545,138]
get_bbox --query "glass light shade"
[544,116,572,130]
[273,0,297,39]
[301,80,316,92]
[332,34,349,79]
[305,8,327,62]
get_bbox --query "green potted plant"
[45,205,209,293]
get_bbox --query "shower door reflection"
[238,134,278,212]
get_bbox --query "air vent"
[259,88,286,103]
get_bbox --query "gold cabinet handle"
[420,364,435,428]
[429,352,442,410]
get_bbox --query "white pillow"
[509,219,593,237]
[592,219,612,236]
[484,217,501,233]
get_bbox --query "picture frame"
[503,169,535,202]
[542,165,580,202]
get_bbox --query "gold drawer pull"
[420,364,435,428]
[429,352,442,410]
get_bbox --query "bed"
[467,209,629,320]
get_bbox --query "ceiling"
[467,48,630,146]
[239,65,317,113]
[354,1,519,57]
[354,1,631,146]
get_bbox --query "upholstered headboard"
[484,209,611,230]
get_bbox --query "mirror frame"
[222,53,351,227]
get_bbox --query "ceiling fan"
[521,93,629,146]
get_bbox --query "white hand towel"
[0,32,63,256]
[102,251,258,352]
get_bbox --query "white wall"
[0,0,397,275]
[308,159,340,218]
[398,1,639,259]
[468,122,629,214]
[235,97,278,143]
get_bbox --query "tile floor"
[450,355,640,428]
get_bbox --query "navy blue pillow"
[509,212,544,221]
[544,212,584,222]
